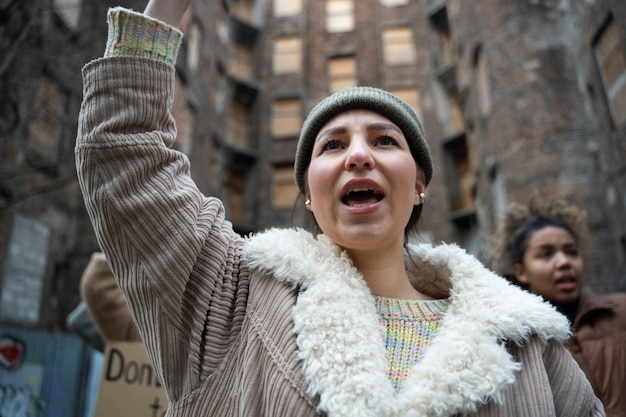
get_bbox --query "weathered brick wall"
[450,0,625,291]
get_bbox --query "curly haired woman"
[492,197,626,417]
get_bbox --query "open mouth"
[555,276,578,290]
[556,277,577,287]
[341,188,384,207]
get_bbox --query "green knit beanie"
[294,86,433,194]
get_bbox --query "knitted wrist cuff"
[105,7,183,66]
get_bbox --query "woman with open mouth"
[492,197,626,417]
[75,0,605,415]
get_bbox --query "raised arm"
[76,2,249,402]
[143,0,192,28]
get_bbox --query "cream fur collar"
[244,228,570,417]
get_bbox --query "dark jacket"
[566,291,626,417]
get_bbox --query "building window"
[444,133,477,253]
[429,6,452,70]
[272,99,302,138]
[475,45,492,116]
[29,75,66,162]
[594,19,626,127]
[448,88,464,133]
[229,41,254,80]
[380,0,409,6]
[444,135,473,213]
[214,68,227,114]
[1,215,50,324]
[326,0,354,33]
[453,213,480,256]
[217,12,229,44]
[490,163,507,222]
[231,0,254,21]
[382,27,415,66]
[431,81,464,138]
[209,139,220,188]
[226,100,250,148]
[329,56,356,93]
[186,20,202,72]
[390,88,422,120]
[53,0,82,31]
[224,170,246,224]
[274,0,302,17]
[273,37,302,74]
[273,165,299,209]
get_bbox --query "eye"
[536,250,554,259]
[376,136,398,146]
[323,141,342,151]
[319,137,344,153]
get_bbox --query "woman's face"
[306,109,425,253]
[514,226,584,305]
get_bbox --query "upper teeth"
[348,188,374,194]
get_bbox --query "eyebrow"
[529,243,557,251]
[367,122,402,134]
[316,122,402,141]
[530,242,577,251]
[316,126,347,140]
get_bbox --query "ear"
[513,263,530,285]
[414,170,426,205]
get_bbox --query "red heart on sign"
[0,337,25,369]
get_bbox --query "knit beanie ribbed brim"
[294,86,433,194]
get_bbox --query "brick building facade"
[252,0,626,292]
[0,0,145,331]
[1,0,625,333]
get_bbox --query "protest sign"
[94,341,168,417]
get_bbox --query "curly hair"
[491,196,589,277]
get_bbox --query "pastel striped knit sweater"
[374,296,449,391]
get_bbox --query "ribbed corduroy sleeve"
[76,26,247,405]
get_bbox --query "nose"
[554,251,572,269]
[345,139,375,170]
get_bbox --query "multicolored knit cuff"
[105,7,183,67]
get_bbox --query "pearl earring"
[419,193,425,203]
[305,199,311,210]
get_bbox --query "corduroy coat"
[76,52,605,416]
